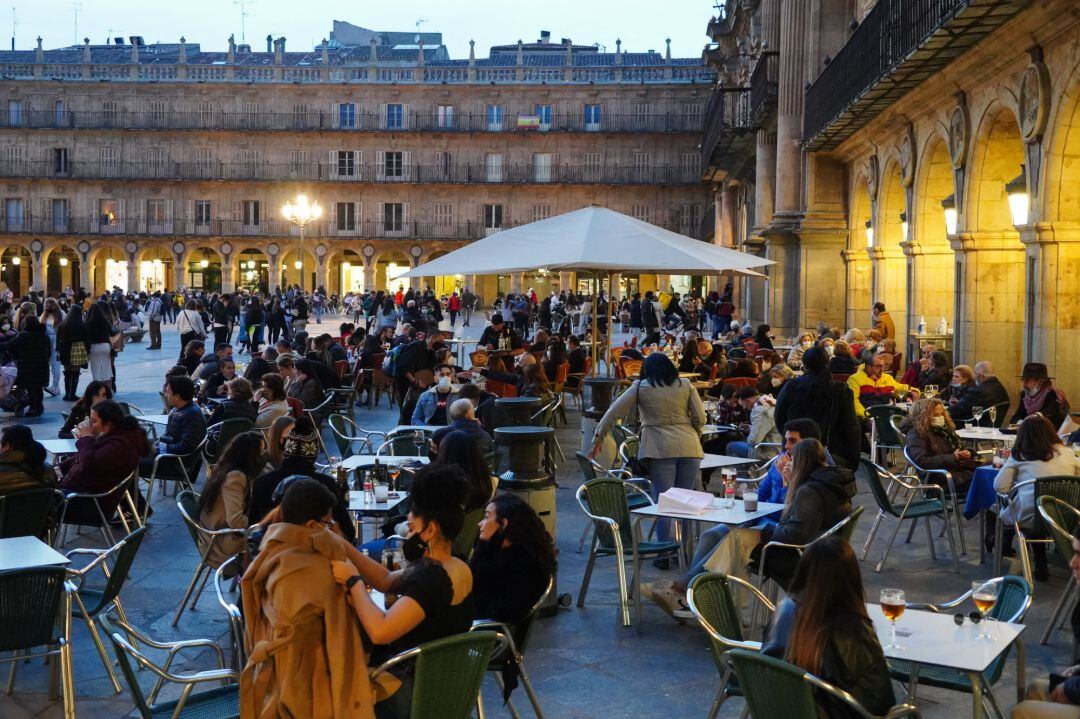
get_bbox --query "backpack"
[382,345,402,375]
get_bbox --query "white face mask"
[437,376,451,390]
[800,341,812,349]
[771,377,783,388]
[824,345,835,356]
[931,416,946,427]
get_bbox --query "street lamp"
[864,219,874,248]
[282,193,322,291]
[899,212,909,243]
[1006,165,1029,226]
[941,194,957,236]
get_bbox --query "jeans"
[680,518,779,587]
[727,441,752,458]
[648,457,702,542]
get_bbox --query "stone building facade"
[0,29,712,301]
[702,0,1080,398]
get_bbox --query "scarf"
[929,424,961,452]
[1022,382,1056,415]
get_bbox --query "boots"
[62,371,79,401]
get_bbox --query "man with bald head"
[431,398,494,455]
[948,360,1011,425]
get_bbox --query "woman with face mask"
[901,397,976,492]
[331,464,475,719]
[785,333,816,371]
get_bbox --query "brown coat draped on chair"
[241,523,375,719]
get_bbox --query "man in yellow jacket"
[872,302,896,340]
[847,355,918,418]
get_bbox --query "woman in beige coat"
[589,352,706,543]
[197,430,265,568]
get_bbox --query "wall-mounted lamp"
[900,211,909,243]
[941,195,957,236]
[864,219,874,248]
[1006,165,1029,227]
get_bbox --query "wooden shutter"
[330,202,338,236]
[186,199,195,234]
[379,104,387,130]
[89,197,99,233]
[402,103,410,130]
[328,150,338,178]
[355,149,363,181]
[402,202,410,235]
[402,151,412,182]
[164,199,174,234]
[376,150,385,181]
[330,102,340,129]
[376,202,384,236]
[116,198,126,233]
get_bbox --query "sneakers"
[643,579,692,621]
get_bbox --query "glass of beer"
[971,580,999,641]
[879,588,906,650]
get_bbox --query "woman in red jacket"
[446,292,462,328]
[60,399,151,524]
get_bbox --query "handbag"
[68,341,88,366]
[109,332,125,353]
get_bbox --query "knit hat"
[283,416,319,459]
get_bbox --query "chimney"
[227,34,236,64]
[266,34,272,53]
[369,37,377,63]
[321,38,329,64]
[665,37,671,61]
[178,36,187,63]
[615,38,622,65]
[274,37,283,65]
[468,39,475,64]
[278,36,285,53]
[516,39,523,65]
[539,30,550,44]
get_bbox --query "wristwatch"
[345,575,363,591]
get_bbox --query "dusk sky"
[15,0,717,57]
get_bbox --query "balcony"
[749,52,779,124]
[0,108,705,134]
[700,87,756,178]
[0,159,703,186]
[804,0,1030,150]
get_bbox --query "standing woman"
[39,298,65,397]
[589,352,706,545]
[84,301,115,390]
[0,317,51,417]
[57,305,88,401]
[175,299,207,361]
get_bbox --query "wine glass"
[971,580,999,641]
[924,384,938,400]
[879,588,906,650]
[971,406,985,427]
[387,465,401,492]
[988,406,998,427]
[412,430,427,456]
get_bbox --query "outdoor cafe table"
[867,602,1025,718]
[137,414,171,426]
[347,490,409,542]
[40,438,78,458]
[339,455,430,470]
[0,536,70,571]
[957,427,1014,443]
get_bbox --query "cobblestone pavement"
[2,316,1070,718]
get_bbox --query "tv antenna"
[414,17,427,44]
[10,6,22,51]
[234,0,255,44]
[71,0,81,45]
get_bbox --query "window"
[677,204,699,234]
[147,147,166,169]
[4,198,23,231]
[632,152,651,181]
[336,150,357,178]
[532,204,552,222]
[197,100,214,124]
[385,103,404,129]
[98,199,119,227]
[53,100,66,127]
[434,203,454,226]
[384,151,403,178]
[486,104,503,131]
[289,149,308,174]
[483,204,503,229]
[533,153,553,183]
[433,151,452,179]
[195,148,214,178]
[242,200,261,227]
[681,153,699,180]
[484,153,504,182]
[148,100,167,123]
[243,102,260,128]
[437,105,454,128]
[51,199,68,232]
[584,103,602,131]
[683,102,704,131]
[383,202,404,232]
[52,148,69,175]
[99,147,119,172]
[146,199,167,231]
[632,102,651,131]
[241,149,260,178]
[195,200,212,226]
[534,104,553,131]
[335,202,356,231]
[338,103,356,128]
[631,205,651,224]
[102,100,118,123]
[7,100,22,126]
[582,152,602,182]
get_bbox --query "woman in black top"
[58,381,112,438]
[435,430,495,511]
[754,323,775,351]
[332,464,475,719]
[56,305,89,401]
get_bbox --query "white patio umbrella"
[399,206,773,374]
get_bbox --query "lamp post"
[281,193,322,292]
[941,194,957,236]
[1006,165,1029,227]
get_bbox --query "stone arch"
[874,156,909,337]
[373,248,412,293]
[136,245,174,293]
[278,246,317,292]
[186,245,225,293]
[967,102,1026,236]
[845,172,872,330]
[909,133,958,345]
[328,247,364,295]
[0,245,33,296]
[235,247,270,295]
[1041,52,1080,224]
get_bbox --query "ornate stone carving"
[1018,61,1051,144]
[948,103,969,170]
[899,126,916,188]
[865,155,879,201]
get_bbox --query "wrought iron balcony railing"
[700,87,755,171]
[749,52,779,124]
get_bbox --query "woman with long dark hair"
[763,537,895,717]
[198,430,265,567]
[84,301,114,387]
[470,493,556,625]
[435,429,496,511]
[58,380,112,439]
[56,305,88,401]
[0,316,51,417]
[39,297,64,397]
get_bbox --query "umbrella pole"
[592,271,600,377]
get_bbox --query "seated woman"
[197,431,265,568]
[542,340,568,384]
[914,350,952,391]
[758,362,794,399]
[0,424,54,497]
[254,372,290,430]
[331,465,475,719]
[58,380,112,439]
[785,333,815,371]
[180,340,205,376]
[945,364,977,419]
[520,364,555,404]
[993,414,1079,580]
[902,398,976,492]
[471,494,556,625]
[263,415,295,471]
[59,399,151,523]
[207,377,258,426]
[762,537,895,717]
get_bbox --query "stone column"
[843,249,871,332]
[363,266,376,293]
[904,242,955,362]
[762,0,780,50]
[1021,221,1080,401]
[869,245,907,335]
[655,275,670,293]
[220,259,235,294]
[510,273,524,294]
[315,261,329,295]
[774,0,808,221]
[126,261,138,294]
[754,132,777,232]
[721,181,738,247]
[79,263,92,293]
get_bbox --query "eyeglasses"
[318,519,336,529]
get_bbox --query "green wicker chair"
[886,575,1031,716]
[453,506,485,560]
[99,614,239,719]
[378,429,434,457]
[328,414,386,458]
[64,527,147,694]
[0,487,64,540]
[858,458,960,573]
[686,572,775,719]
[1037,496,1080,645]
[369,631,506,719]
[575,477,680,627]
[202,418,254,468]
[0,567,76,719]
[723,649,921,719]
[574,452,652,553]
[868,404,908,465]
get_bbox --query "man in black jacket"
[141,375,207,479]
[641,292,660,345]
[394,331,444,424]
[948,360,1011,425]
[477,314,522,351]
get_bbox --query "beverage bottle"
[724,482,736,509]
[335,464,349,497]
[917,316,926,335]
[362,474,374,504]
[938,316,948,335]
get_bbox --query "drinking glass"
[988,406,998,426]
[387,465,401,492]
[879,588,906,650]
[971,406,985,426]
[924,384,938,399]
[412,430,427,456]
[328,456,341,470]
[971,580,999,641]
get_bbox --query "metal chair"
[99,614,239,719]
[686,572,775,719]
[1037,496,1080,645]
[63,526,147,693]
[369,631,507,719]
[868,404,908,466]
[202,418,254,470]
[994,475,1080,586]
[0,567,76,719]
[888,413,907,448]
[454,505,486,560]
[723,648,921,719]
[902,445,966,555]
[213,555,246,670]
[858,458,960,573]
[378,428,433,457]
[328,414,386,458]
[140,440,206,525]
[574,452,652,552]
[887,575,1031,716]
[575,477,680,627]
[57,469,141,547]
[472,578,552,719]
[173,490,245,627]
[0,487,65,540]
